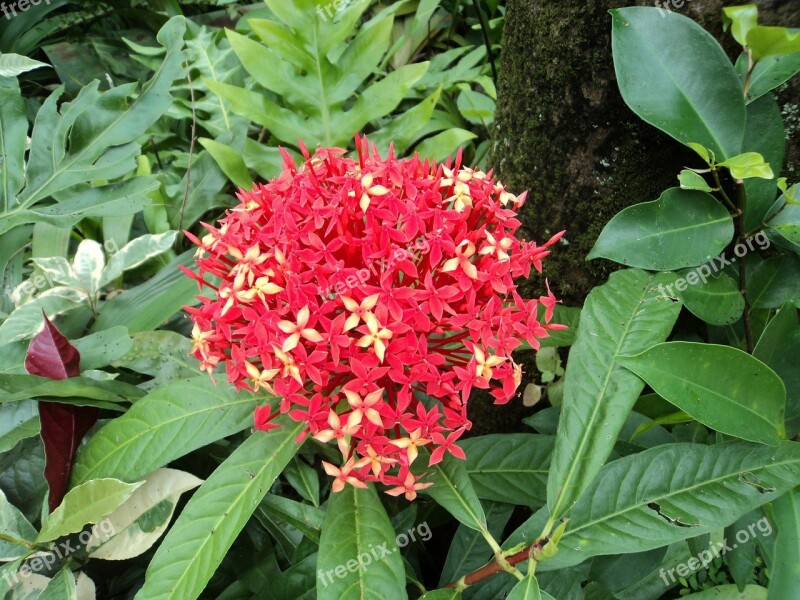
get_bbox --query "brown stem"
[442,542,542,589]
[736,183,754,353]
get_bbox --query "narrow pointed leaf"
[547,269,681,520]
[133,419,304,600]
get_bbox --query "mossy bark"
[469,0,799,435]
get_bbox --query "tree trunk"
[491,0,800,306]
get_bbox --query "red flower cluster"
[183,136,564,500]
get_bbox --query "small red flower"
[183,135,563,497]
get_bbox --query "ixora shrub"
[4,4,800,600]
[180,135,564,498]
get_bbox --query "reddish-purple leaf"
[25,311,80,380]
[25,312,98,512]
[39,403,99,512]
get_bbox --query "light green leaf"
[415,129,478,162]
[678,169,713,192]
[111,330,198,392]
[618,342,786,444]
[71,377,258,485]
[86,468,203,560]
[741,52,800,104]
[675,271,745,326]
[718,152,775,180]
[317,484,407,600]
[0,77,27,212]
[722,5,759,47]
[0,373,142,405]
[747,26,800,60]
[133,419,304,600]
[198,138,252,189]
[588,188,734,270]
[37,478,142,543]
[0,54,49,78]
[0,488,36,560]
[100,231,177,287]
[508,442,800,571]
[0,287,85,343]
[419,591,462,600]
[71,240,105,297]
[767,488,800,599]
[611,7,746,160]
[72,327,134,371]
[461,434,553,508]
[547,269,681,520]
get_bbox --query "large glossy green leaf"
[767,488,800,599]
[748,254,800,309]
[460,434,553,508]
[618,342,786,445]
[419,450,487,532]
[508,441,800,571]
[587,188,734,270]
[755,304,800,431]
[676,271,744,325]
[740,52,800,104]
[317,484,406,600]
[611,7,746,160]
[547,269,681,520]
[37,478,142,542]
[70,377,258,485]
[742,95,785,232]
[133,420,303,600]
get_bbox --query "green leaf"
[133,419,304,600]
[749,254,800,309]
[718,152,775,180]
[415,129,478,162]
[675,270,745,326]
[257,494,324,543]
[678,170,713,192]
[683,585,767,599]
[506,573,542,600]
[419,591,462,600]
[461,434,553,508]
[737,51,800,104]
[0,287,85,343]
[37,569,76,600]
[747,26,800,60]
[419,450,487,532]
[0,488,36,560]
[111,330,198,392]
[547,269,681,520]
[86,468,202,560]
[754,304,800,429]
[70,377,258,485]
[317,484,407,600]
[37,478,142,542]
[0,401,39,454]
[508,442,800,571]
[92,250,198,333]
[72,327,133,371]
[99,231,178,287]
[0,374,143,404]
[767,488,800,599]
[611,7,746,160]
[198,138,253,189]
[0,53,49,77]
[723,5,759,47]
[587,188,734,270]
[765,184,800,249]
[618,342,786,445]
[0,77,27,212]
